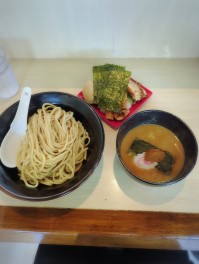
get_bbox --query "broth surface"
[120,124,185,183]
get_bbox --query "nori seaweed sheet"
[93,64,131,112]
[129,139,175,174]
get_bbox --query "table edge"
[1,206,199,250]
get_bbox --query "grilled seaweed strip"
[93,64,131,112]
[129,139,175,174]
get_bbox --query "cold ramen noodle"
[17,103,90,188]
[120,124,185,183]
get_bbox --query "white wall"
[0,0,199,58]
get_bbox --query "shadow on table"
[113,155,185,206]
[0,158,103,209]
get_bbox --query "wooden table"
[1,59,199,250]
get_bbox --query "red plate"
[78,78,153,129]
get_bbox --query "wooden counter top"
[1,207,199,250]
[0,59,199,250]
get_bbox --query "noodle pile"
[17,103,90,188]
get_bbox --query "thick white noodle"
[17,103,90,188]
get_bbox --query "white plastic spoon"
[0,87,31,168]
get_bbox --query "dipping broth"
[120,124,185,183]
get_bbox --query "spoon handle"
[10,87,32,135]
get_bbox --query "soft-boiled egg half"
[82,80,94,104]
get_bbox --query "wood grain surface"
[1,206,199,250]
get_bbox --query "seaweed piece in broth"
[129,139,175,174]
